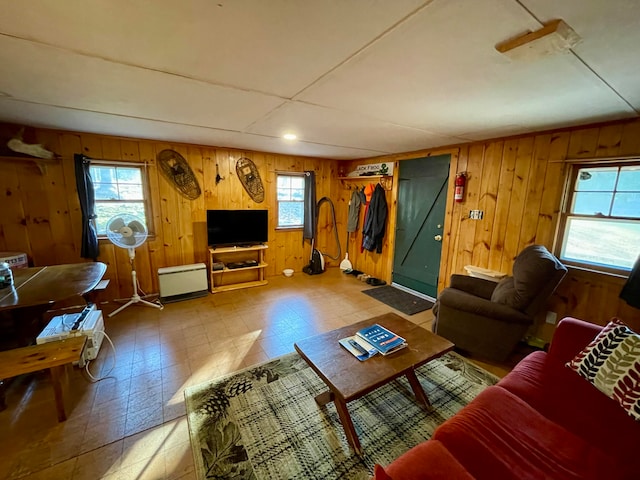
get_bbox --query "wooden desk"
[0,262,107,311]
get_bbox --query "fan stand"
[108,248,164,317]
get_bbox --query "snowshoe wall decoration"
[157,149,202,200]
[236,157,265,203]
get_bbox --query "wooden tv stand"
[208,244,268,293]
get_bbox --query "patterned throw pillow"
[567,319,640,421]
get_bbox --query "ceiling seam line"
[510,0,638,114]
[288,0,438,101]
[1,98,387,154]
[567,52,639,114]
[241,100,290,133]
[240,98,473,149]
[0,98,244,133]
[291,99,471,139]
[512,0,545,26]
[0,32,289,100]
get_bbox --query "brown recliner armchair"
[432,245,567,361]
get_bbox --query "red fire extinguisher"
[454,172,466,203]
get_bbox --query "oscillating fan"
[106,214,163,317]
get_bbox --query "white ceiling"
[0,0,638,160]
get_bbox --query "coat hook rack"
[338,174,393,191]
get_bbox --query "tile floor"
[0,268,512,480]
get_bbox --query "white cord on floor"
[84,330,117,382]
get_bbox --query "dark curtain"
[303,171,316,241]
[620,254,640,309]
[74,154,100,259]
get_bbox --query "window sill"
[566,264,629,283]
[275,226,303,232]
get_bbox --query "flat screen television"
[207,209,268,247]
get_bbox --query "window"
[276,173,305,228]
[559,163,640,272]
[90,163,151,236]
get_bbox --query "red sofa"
[375,317,640,480]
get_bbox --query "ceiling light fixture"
[495,19,581,61]
[283,133,297,140]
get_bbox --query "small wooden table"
[294,312,454,455]
[0,262,106,409]
[0,262,107,346]
[0,262,107,311]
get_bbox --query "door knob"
[434,234,442,242]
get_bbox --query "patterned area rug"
[362,285,434,315]
[184,351,498,480]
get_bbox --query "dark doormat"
[362,285,434,315]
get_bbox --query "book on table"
[355,323,407,355]
[338,336,379,361]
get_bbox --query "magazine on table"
[339,336,379,361]
[355,323,407,355]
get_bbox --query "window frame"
[557,160,640,275]
[90,161,154,239]
[275,172,306,230]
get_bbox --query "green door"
[392,154,450,299]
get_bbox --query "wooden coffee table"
[294,312,454,454]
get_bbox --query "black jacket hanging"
[362,184,387,254]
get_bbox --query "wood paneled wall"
[0,124,340,301]
[1,119,639,340]
[345,119,640,340]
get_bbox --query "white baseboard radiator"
[158,263,208,303]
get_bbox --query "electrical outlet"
[469,210,484,220]
[545,311,557,325]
